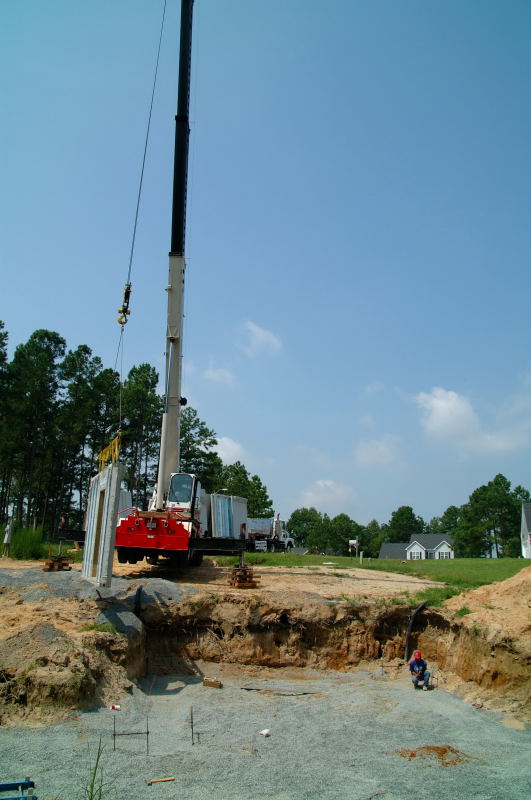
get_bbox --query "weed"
[83,738,111,800]
[333,594,359,606]
[81,623,117,634]
[455,606,472,617]
[390,593,411,605]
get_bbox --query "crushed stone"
[0,664,528,800]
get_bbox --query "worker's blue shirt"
[409,658,427,674]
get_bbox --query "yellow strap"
[97,433,121,472]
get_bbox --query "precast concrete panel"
[82,462,124,587]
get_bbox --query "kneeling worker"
[409,650,430,690]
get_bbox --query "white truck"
[246,515,295,552]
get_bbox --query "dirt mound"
[444,565,531,640]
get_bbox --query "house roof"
[406,533,453,551]
[378,542,407,559]
[522,502,531,531]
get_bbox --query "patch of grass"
[333,594,360,606]
[406,585,463,607]
[10,527,45,560]
[359,557,530,589]
[81,623,117,634]
[455,606,472,617]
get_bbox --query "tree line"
[287,474,529,558]
[0,323,273,533]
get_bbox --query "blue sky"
[2,0,531,525]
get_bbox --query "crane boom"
[154,0,194,509]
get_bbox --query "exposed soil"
[395,745,476,766]
[0,557,529,729]
[110,557,444,601]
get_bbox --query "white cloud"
[241,320,282,358]
[359,414,375,428]
[355,435,402,468]
[215,436,246,464]
[415,387,479,438]
[415,386,529,454]
[300,479,357,515]
[202,365,235,385]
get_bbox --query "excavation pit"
[0,562,529,798]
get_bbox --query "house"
[520,502,531,559]
[378,542,409,560]
[379,533,454,560]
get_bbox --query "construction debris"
[146,778,175,786]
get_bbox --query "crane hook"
[118,283,132,326]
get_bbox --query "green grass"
[81,623,117,634]
[10,527,45,560]
[6,528,84,562]
[358,557,529,589]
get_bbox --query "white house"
[379,533,454,560]
[405,534,454,560]
[520,502,531,559]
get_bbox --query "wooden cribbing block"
[202,677,223,689]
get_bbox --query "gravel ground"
[0,666,529,800]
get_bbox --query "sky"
[2,0,531,525]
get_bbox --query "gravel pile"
[0,665,528,799]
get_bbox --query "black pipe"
[170,0,194,256]
[404,600,427,661]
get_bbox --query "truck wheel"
[146,555,159,565]
[117,548,128,564]
[188,551,203,567]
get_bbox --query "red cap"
[413,650,422,659]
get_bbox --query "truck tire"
[188,550,203,567]
[117,548,128,564]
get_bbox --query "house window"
[426,551,435,559]
[410,551,422,560]
[438,551,451,559]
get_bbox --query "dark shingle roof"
[407,533,453,550]
[378,542,407,559]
